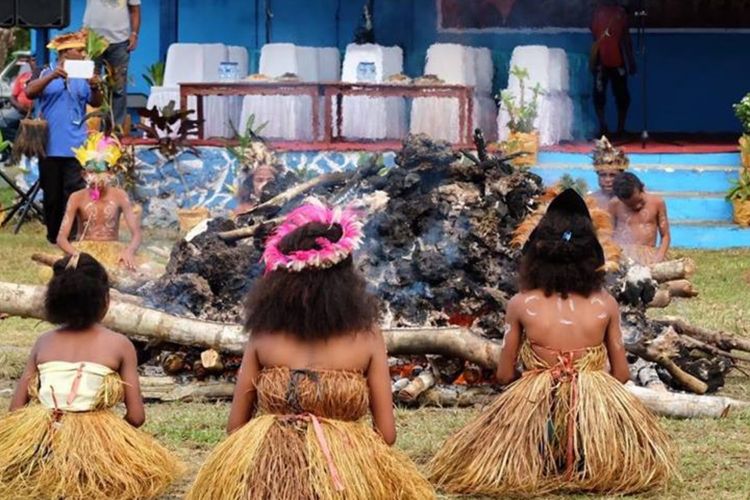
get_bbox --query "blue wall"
[53,0,749,134]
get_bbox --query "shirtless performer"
[234,141,281,215]
[590,136,629,210]
[57,132,142,270]
[609,172,671,264]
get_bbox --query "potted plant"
[726,169,750,226]
[143,61,166,87]
[137,101,206,234]
[498,65,543,167]
[733,92,750,169]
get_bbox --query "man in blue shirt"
[26,31,103,243]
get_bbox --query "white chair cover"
[411,43,497,143]
[339,43,406,140]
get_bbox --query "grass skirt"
[187,367,435,500]
[187,414,435,500]
[0,374,182,499]
[428,344,677,497]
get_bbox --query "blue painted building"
[37,0,750,135]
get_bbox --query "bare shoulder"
[648,193,666,208]
[111,187,131,204]
[99,327,135,351]
[67,189,86,205]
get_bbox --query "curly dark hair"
[519,211,605,298]
[45,253,110,330]
[613,172,644,200]
[244,221,380,340]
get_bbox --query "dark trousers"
[593,65,630,132]
[95,41,130,125]
[38,156,85,243]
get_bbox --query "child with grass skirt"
[0,253,182,499]
[428,189,676,497]
[187,199,435,500]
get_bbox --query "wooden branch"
[649,258,696,283]
[677,334,750,363]
[237,171,349,217]
[161,352,187,375]
[657,316,750,353]
[626,327,709,394]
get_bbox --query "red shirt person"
[590,1,636,137]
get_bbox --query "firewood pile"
[4,133,749,415]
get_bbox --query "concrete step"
[670,221,750,249]
[532,164,738,194]
[538,151,741,167]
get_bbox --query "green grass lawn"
[1,226,749,499]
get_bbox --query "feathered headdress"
[592,136,629,171]
[47,30,87,52]
[262,198,364,273]
[72,132,122,173]
[72,132,123,201]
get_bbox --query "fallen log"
[397,369,436,402]
[649,258,696,283]
[200,349,225,373]
[657,316,750,353]
[647,288,671,308]
[664,279,699,298]
[626,384,750,418]
[0,281,717,394]
[418,385,496,408]
[139,376,234,402]
[161,352,187,375]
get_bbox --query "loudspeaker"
[15,0,70,29]
[0,1,14,28]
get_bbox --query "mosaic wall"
[18,148,397,228]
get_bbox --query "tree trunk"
[664,279,699,298]
[626,384,750,418]
[649,258,696,283]
[0,281,719,395]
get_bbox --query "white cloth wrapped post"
[339,43,406,140]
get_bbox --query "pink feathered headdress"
[262,198,364,273]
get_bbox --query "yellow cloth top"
[37,361,115,412]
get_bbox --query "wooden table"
[179,81,474,146]
[179,81,321,141]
